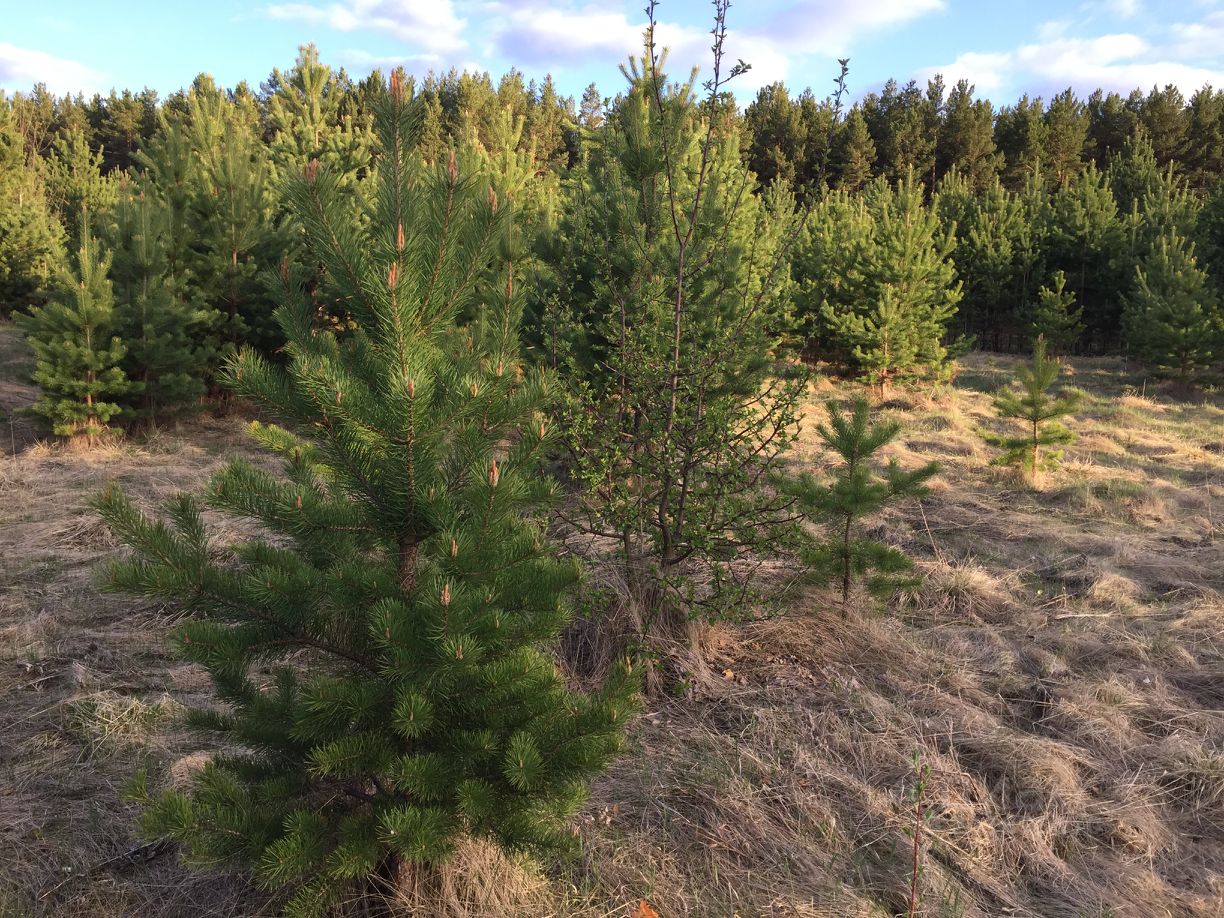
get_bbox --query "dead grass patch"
[4,331,1224,917]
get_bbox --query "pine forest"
[3,3,1224,916]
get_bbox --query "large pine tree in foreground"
[94,75,633,916]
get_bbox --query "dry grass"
[3,331,1224,917]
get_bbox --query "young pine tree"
[0,100,63,317]
[983,336,1082,479]
[544,12,805,638]
[804,172,963,395]
[187,83,283,356]
[789,398,938,609]
[1027,269,1084,353]
[1122,229,1222,380]
[934,171,1038,349]
[44,129,117,241]
[107,179,205,423]
[827,283,921,397]
[18,209,131,440]
[93,75,633,916]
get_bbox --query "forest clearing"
[4,1,1224,915]
[3,319,1222,916]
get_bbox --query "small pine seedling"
[983,335,1082,481]
[790,398,938,610]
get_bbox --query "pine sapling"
[107,179,206,423]
[1028,270,1083,354]
[907,750,932,918]
[823,283,920,398]
[790,398,938,610]
[983,335,1082,481]
[18,207,131,441]
[1122,229,1222,381]
[93,75,634,916]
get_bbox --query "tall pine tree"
[187,82,281,355]
[832,105,876,192]
[0,97,63,316]
[546,12,804,641]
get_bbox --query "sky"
[1,0,1223,108]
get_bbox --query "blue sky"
[2,0,1223,107]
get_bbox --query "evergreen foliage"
[935,170,1038,349]
[1139,85,1188,166]
[18,209,131,438]
[1042,89,1089,187]
[1086,90,1140,166]
[106,178,206,421]
[1027,270,1083,353]
[92,75,633,915]
[1107,131,1161,216]
[935,80,999,191]
[983,336,1082,477]
[44,129,116,241]
[265,45,374,192]
[1045,162,1126,346]
[1183,87,1224,191]
[187,82,282,355]
[788,398,938,607]
[0,99,62,316]
[1200,183,1224,293]
[799,172,963,393]
[2,39,1224,428]
[832,106,876,192]
[995,95,1047,188]
[546,16,805,628]
[1122,229,1222,379]
[862,78,939,186]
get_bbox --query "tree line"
[4,45,1224,429]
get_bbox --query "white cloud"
[756,0,947,54]
[267,0,468,53]
[482,3,788,95]
[0,43,106,95]
[476,0,951,95]
[484,4,642,64]
[1170,10,1224,59]
[336,46,484,77]
[267,0,951,99]
[919,30,1224,100]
